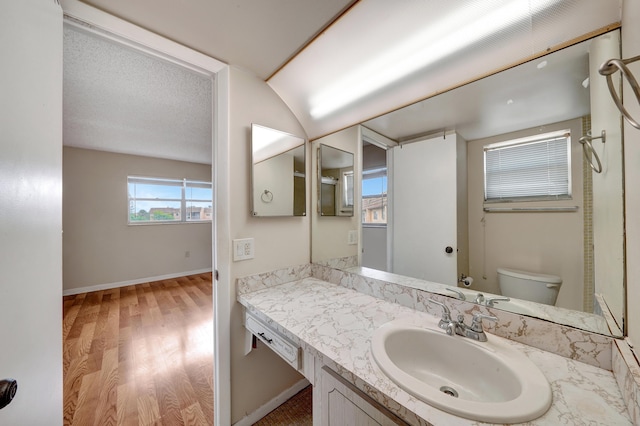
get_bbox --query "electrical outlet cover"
[233,238,255,261]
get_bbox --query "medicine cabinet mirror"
[251,124,306,217]
[318,144,355,217]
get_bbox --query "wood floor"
[63,273,214,426]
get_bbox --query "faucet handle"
[485,296,510,307]
[474,293,485,304]
[470,313,498,332]
[427,299,452,329]
[445,287,466,301]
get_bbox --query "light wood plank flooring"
[63,273,214,426]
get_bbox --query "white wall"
[467,119,585,311]
[589,31,625,325]
[311,126,361,263]
[252,153,294,216]
[622,0,640,350]
[362,227,387,270]
[62,147,212,292]
[0,1,63,423]
[228,67,310,423]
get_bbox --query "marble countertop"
[238,277,632,425]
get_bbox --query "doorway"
[60,2,230,423]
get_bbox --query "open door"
[0,1,63,423]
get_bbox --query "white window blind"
[484,131,571,202]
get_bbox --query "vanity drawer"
[245,311,301,370]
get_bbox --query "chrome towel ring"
[599,55,640,130]
[579,130,606,174]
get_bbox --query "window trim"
[483,130,572,204]
[127,176,213,225]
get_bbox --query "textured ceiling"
[63,25,213,164]
[76,0,357,80]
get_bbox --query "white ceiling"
[363,38,592,142]
[76,0,356,80]
[269,0,621,139]
[62,0,622,162]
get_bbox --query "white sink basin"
[371,320,552,423]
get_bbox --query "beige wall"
[62,147,212,291]
[228,68,310,423]
[622,0,640,351]
[311,126,361,263]
[467,118,585,311]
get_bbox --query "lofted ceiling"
[63,0,622,162]
[76,0,357,80]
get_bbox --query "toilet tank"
[497,267,562,305]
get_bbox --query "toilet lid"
[497,267,562,284]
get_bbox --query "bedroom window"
[484,130,571,203]
[128,176,212,224]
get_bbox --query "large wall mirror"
[311,30,625,337]
[251,124,306,217]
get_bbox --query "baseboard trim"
[233,378,310,426]
[62,268,213,296]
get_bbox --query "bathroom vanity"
[237,265,634,425]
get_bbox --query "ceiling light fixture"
[309,0,561,119]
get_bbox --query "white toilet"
[497,267,562,306]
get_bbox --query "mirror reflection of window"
[362,167,387,225]
[318,144,354,217]
[484,130,571,203]
[342,171,354,210]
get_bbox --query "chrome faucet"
[428,298,497,341]
[466,313,498,341]
[427,299,455,334]
[444,287,466,301]
[485,296,510,307]
[474,293,485,304]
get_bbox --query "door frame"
[60,1,231,424]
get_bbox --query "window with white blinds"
[484,131,571,202]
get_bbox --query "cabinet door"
[320,367,407,426]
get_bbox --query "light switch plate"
[233,238,255,261]
[348,230,358,245]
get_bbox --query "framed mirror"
[318,144,354,217]
[251,124,306,217]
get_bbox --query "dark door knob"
[445,246,454,254]
[0,379,17,410]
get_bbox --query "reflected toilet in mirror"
[497,267,562,306]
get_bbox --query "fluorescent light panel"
[310,0,561,119]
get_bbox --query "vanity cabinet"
[319,366,407,426]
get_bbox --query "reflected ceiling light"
[537,60,548,69]
[309,0,561,119]
[582,77,590,88]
